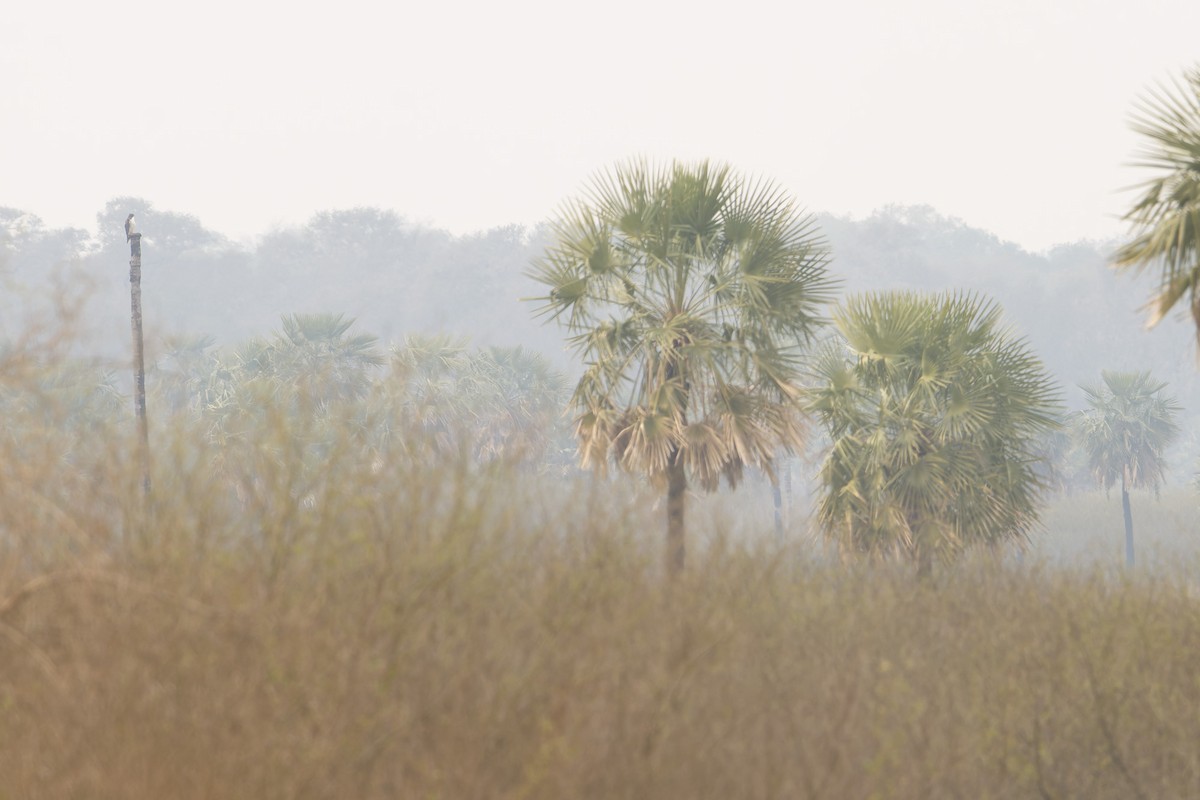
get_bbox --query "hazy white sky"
[3,0,1198,251]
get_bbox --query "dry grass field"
[1032,489,1200,571]
[3,332,1200,799]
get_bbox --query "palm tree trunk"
[663,350,688,577]
[907,513,934,581]
[666,452,686,577]
[1122,466,1135,568]
[783,458,793,528]
[771,476,783,541]
[916,545,934,581]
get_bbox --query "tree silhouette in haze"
[1075,370,1181,567]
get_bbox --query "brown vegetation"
[2,326,1200,799]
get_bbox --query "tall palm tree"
[807,291,1061,577]
[1075,370,1181,567]
[1113,66,1200,340]
[530,159,836,575]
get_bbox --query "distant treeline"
[2,197,1196,471]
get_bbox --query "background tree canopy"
[1,197,1195,474]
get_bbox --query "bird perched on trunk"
[125,213,137,241]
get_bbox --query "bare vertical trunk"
[129,234,151,498]
[916,545,933,581]
[771,476,783,541]
[911,516,933,581]
[782,457,793,529]
[666,452,686,577]
[1122,466,1134,568]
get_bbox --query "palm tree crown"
[808,291,1061,571]
[1113,66,1200,339]
[532,158,835,482]
[530,159,836,572]
[1075,370,1181,494]
[386,335,568,464]
[531,159,835,490]
[271,312,384,406]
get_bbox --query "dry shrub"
[2,341,1200,798]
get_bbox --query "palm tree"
[530,159,836,575]
[385,336,569,466]
[153,334,225,415]
[195,315,382,457]
[471,346,569,465]
[807,291,1061,578]
[1075,370,1181,567]
[269,312,384,408]
[387,334,476,456]
[1113,66,1200,340]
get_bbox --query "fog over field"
[5,0,1199,468]
[6,2,1200,796]
[4,198,1198,471]
[4,1,1200,250]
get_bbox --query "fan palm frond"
[530,159,836,573]
[809,291,1062,575]
[1114,66,1200,339]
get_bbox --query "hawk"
[125,213,137,242]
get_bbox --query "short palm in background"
[807,291,1062,577]
[1074,370,1181,567]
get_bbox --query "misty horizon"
[7,2,1200,254]
[2,195,1130,257]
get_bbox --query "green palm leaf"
[809,291,1062,576]
[1114,66,1200,338]
[529,159,836,574]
